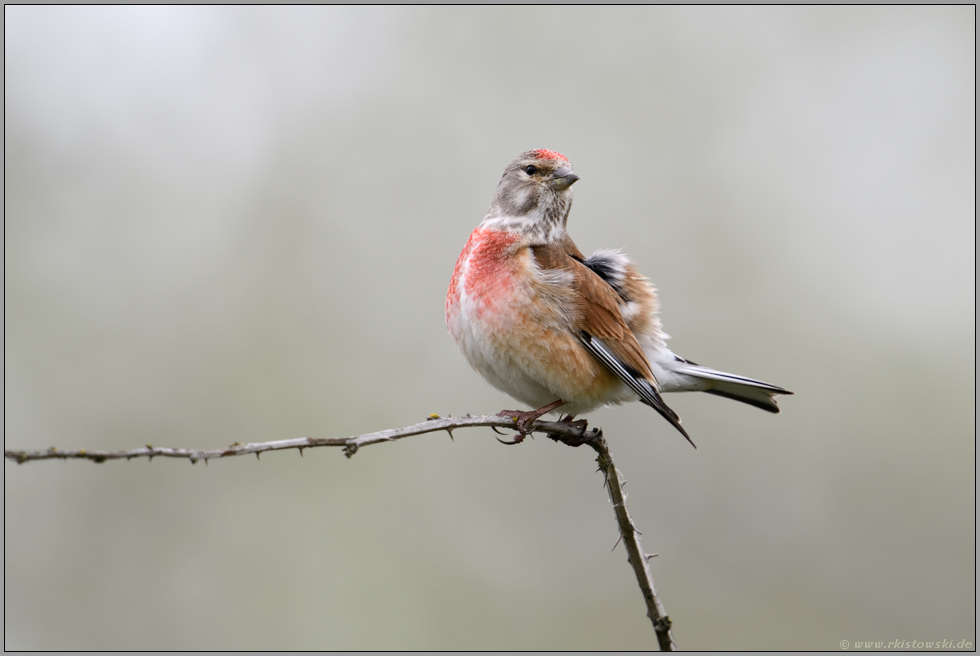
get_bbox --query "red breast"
[446,227,521,324]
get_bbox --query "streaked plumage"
[446,150,792,446]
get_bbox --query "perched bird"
[445,149,791,446]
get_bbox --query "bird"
[445,149,791,447]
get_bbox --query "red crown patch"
[533,149,569,162]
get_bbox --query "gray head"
[481,149,580,242]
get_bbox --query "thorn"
[190,457,197,465]
[255,452,261,461]
[445,428,454,441]
[611,535,623,552]
[299,447,304,457]
[204,458,209,466]
[645,553,659,560]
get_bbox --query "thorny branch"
[5,412,675,650]
[582,434,676,650]
[4,414,592,464]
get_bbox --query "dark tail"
[666,358,793,413]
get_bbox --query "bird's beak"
[550,165,580,191]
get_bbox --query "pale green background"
[5,6,975,650]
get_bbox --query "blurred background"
[4,6,974,650]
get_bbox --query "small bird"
[445,149,791,447]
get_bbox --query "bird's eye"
[524,165,537,175]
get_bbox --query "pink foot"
[495,399,566,445]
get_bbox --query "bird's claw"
[494,410,534,445]
[495,433,528,446]
[494,400,565,447]
[496,409,539,435]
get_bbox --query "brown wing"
[531,239,693,446]
[532,240,651,379]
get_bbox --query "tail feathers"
[704,385,784,413]
[666,357,792,414]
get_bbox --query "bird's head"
[482,149,580,241]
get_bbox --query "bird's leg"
[496,399,566,445]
